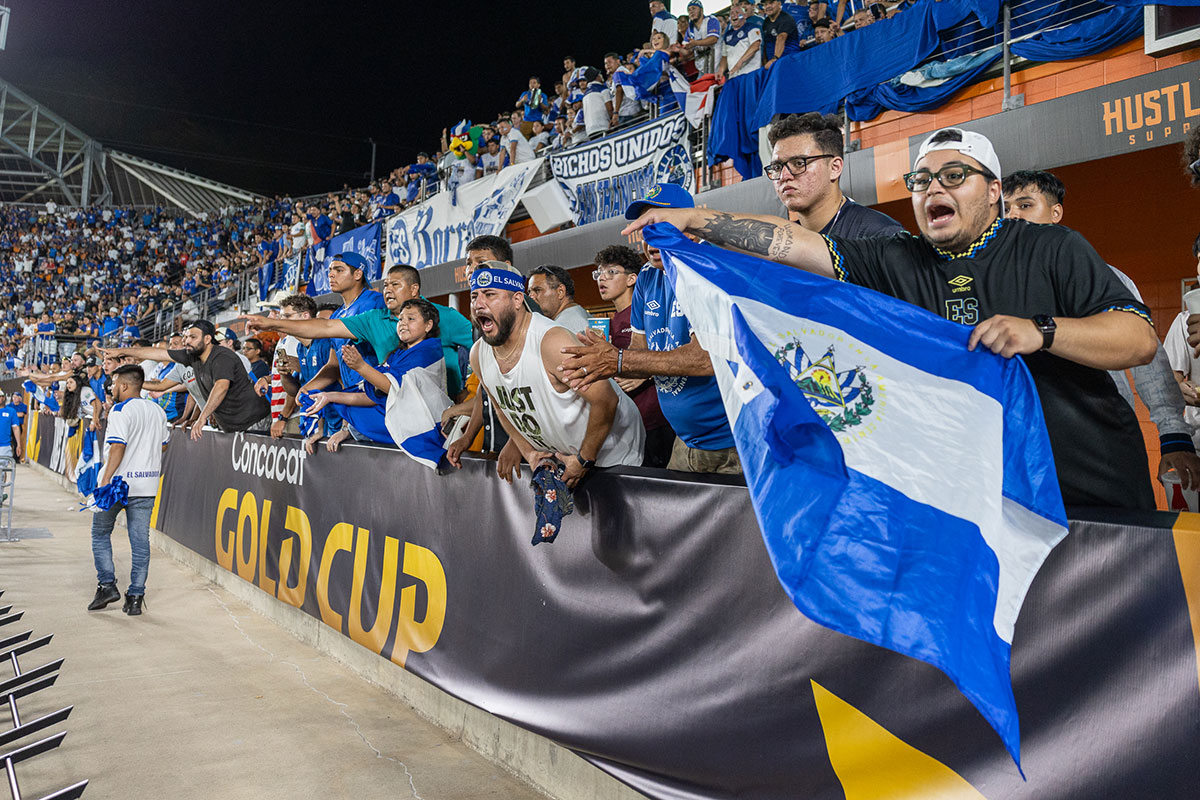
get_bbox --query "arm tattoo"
[698,212,794,261]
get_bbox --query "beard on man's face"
[475,303,518,347]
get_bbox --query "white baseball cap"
[915,128,1004,211]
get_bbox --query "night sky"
[0,0,653,197]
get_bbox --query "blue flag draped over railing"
[645,224,1068,768]
[74,428,102,497]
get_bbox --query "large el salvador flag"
[644,223,1068,767]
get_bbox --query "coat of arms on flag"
[776,340,876,433]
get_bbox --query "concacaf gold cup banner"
[32,416,1200,799]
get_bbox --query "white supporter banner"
[383,158,544,270]
[548,112,694,227]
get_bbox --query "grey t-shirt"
[553,303,593,335]
[162,362,207,410]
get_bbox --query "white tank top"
[478,312,644,467]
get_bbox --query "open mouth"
[927,203,956,226]
[474,311,495,334]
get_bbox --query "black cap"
[188,319,217,339]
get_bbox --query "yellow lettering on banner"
[25,412,38,463]
[391,543,447,668]
[1123,94,1144,131]
[1171,513,1200,695]
[811,680,986,800]
[1162,84,1180,121]
[257,498,276,596]
[348,529,400,654]
[1144,90,1163,127]
[234,492,258,583]
[276,506,312,608]
[150,475,165,531]
[1185,81,1200,118]
[317,522,354,632]
[214,488,239,571]
[1102,99,1122,135]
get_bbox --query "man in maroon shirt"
[593,244,674,467]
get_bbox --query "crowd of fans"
[16,114,1195,533]
[0,197,313,372]
[5,1,1191,540]
[323,0,922,218]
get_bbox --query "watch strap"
[1032,315,1056,350]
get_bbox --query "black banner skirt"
[37,418,1200,799]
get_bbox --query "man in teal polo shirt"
[243,264,473,399]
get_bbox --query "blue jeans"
[91,496,154,596]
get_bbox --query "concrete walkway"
[1,464,548,800]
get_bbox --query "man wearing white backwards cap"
[623,126,1159,510]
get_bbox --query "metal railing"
[0,591,88,799]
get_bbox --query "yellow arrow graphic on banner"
[812,680,987,800]
[1171,512,1200,695]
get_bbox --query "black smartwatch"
[1031,315,1056,350]
[575,454,597,471]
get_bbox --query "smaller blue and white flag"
[258,261,275,302]
[630,51,689,113]
[381,339,452,470]
[645,223,1069,768]
[278,254,302,293]
[74,428,102,497]
[22,380,59,413]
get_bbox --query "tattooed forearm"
[769,224,794,261]
[697,212,794,261]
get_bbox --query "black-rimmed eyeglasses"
[764,154,834,180]
[902,165,995,192]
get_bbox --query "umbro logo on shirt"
[646,300,661,311]
[948,275,974,294]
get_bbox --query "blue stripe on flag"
[399,429,445,470]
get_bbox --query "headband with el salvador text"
[469,266,526,293]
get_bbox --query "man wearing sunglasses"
[766,112,902,238]
[623,127,1159,510]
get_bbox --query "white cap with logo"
[915,127,1004,211]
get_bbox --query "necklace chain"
[494,316,528,363]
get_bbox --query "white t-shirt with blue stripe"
[103,397,170,498]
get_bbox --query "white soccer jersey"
[103,397,170,497]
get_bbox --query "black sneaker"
[87,583,121,611]
[123,593,145,616]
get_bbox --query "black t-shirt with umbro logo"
[825,218,1154,511]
